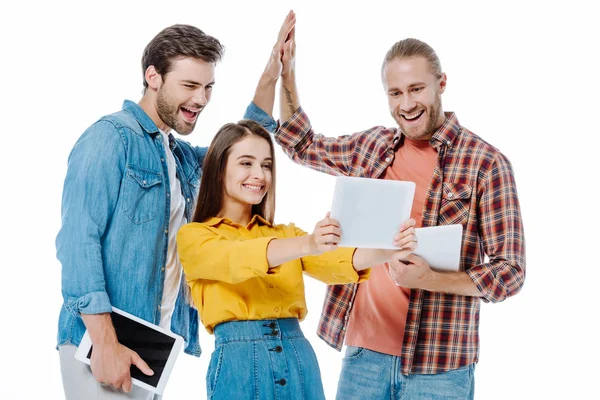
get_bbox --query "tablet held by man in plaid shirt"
[273,30,526,400]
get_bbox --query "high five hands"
[263,10,296,81]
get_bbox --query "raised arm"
[243,11,296,133]
[276,19,393,176]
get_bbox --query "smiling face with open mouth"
[222,135,274,218]
[155,57,215,135]
[383,56,447,141]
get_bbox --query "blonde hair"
[382,38,443,79]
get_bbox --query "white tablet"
[413,224,463,271]
[74,307,184,395]
[330,176,415,249]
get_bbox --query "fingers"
[394,232,418,250]
[319,233,341,244]
[311,213,343,253]
[313,228,341,251]
[131,352,154,376]
[121,377,132,393]
[315,225,341,244]
[404,254,424,265]
[399,218,416,231]
[315,241,339,252]
[277,10,296,46]
[282,39,293,60]
[285,37,295,58]
[317,214,340,229]
[392,248,414,261]
[393,218,417,242]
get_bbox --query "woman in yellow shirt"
[176,118,417,400]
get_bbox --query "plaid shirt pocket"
[439,182,473,225]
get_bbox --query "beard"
[156,87,199,135]
[395,91,443,140]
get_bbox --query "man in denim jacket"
[55,22,281,399]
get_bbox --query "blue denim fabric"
[336,347,475,400]
[207,319,325,400]
[56,100,276,356]
[244,102,278,133]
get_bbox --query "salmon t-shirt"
[345,136,438,356]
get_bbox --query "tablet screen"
[85,311,175,388]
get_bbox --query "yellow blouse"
[176,215,369,333]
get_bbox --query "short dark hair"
[193,120,276,224]
[141,24,224,91]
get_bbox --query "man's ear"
[438,73,447,94]
[145,66,162,91]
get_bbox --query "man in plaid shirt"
[269,29,526,399]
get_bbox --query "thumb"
[283,40,292,57]
[325,211,331,218]
[130,352,154,376]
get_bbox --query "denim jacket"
[56,100,275,356]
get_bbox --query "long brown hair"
[193,120,276,224]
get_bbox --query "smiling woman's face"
[222,135,274,213]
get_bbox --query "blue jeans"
[207,318,325,400]
[336,347,475,400]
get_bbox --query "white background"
[1,0,598,399]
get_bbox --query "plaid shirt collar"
[395,112,461,150]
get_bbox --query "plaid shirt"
[275,107,526,375]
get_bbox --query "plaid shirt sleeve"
[275,107,390,177]
[467,152,526,303]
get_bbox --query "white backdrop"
[1,0,598,399]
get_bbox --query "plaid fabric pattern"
[275,107,526,374]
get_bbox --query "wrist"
[302,235,316,255]
[259,72,279,86]
[82,313,118,346]
[281,71,296,82]
[422,270,439,292]
[93,326,118,347]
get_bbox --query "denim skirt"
[206,318,326,400]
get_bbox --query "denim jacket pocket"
[438,182,473,226]
[122,165,163,224]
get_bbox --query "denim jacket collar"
[122,100,160,137]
